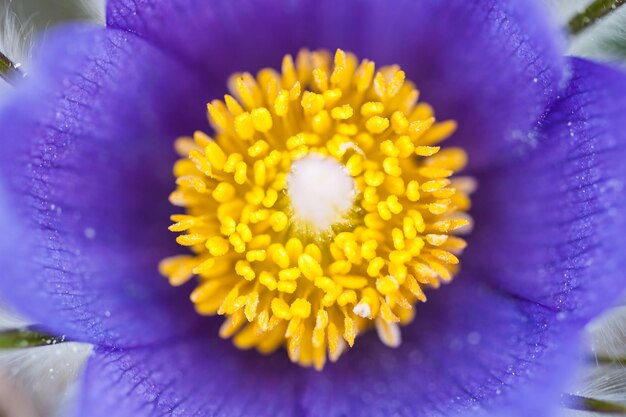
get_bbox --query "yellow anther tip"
[365,116,390,134]
[290,298,312,319]
[251,107,273,132]
[331,104,354,120]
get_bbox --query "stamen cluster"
[161,49,473,369]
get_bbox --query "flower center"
[287,155,356,231]
[160,49,473,370]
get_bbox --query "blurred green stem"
[0,328,65,348]
[595,354,626,365]
[0,51,25,85]
[569,0,626,35]
[563,393,626,414]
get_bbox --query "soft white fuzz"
[569,6,626,61]
[544,0,626,64]
[0,0,105,91]
[588,305,626,359]
[0,9,32,98]
[543,0,591,24]
[287,155,356,231]
[0,308,92,417]
[77,0,106,24]
[0,343,93,417]
[560,305,626,416]
[0,9,33,70]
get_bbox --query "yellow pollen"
[160,49,473,370]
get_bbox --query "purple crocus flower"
[1,1,626,416]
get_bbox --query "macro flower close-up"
[1,0,626,416]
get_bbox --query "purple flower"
[1,0,626,416]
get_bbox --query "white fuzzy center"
[287,155,356,231]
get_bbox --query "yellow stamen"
[161,49,473,370]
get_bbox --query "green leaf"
[569,0,626,35]
[0,51,24,85]
[595,354,626,365]
[562,393,626,414]
[0,328,65,349]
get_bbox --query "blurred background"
[1,0,626,416]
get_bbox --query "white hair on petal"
[0,8,32,95]
[560,304,626,415]
[0,9,33,70]
[77,0,106,25]
[588,305,626,359]
[0,307,92,417]
[543,0,591,25]
[569,2,626,61]
[1,0,106,83]
[0,343,93,417]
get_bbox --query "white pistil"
[286,155,356,231]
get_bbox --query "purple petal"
[301,276,583,417]
[74,320,299,417]
[73,276,581,417]
[107,0,565,168]
[467,58,626,322]
[0,24,212,346]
